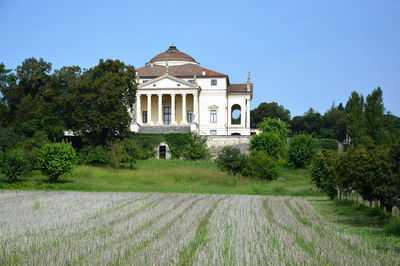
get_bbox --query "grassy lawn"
[0,159,321,196]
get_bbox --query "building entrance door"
[164,106,171,125]
[159,145,166,159]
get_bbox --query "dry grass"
[0,191,398,265]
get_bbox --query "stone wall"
[206,136,251,158]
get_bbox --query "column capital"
[158,93,163,97]
[170,93,176,97]
[181,93,187,96]
[146,93,152,97]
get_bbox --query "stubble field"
[0,191,398,265]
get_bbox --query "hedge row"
[129,133,192,159]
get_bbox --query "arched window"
[231,133,241,136]
[231,104,241,125]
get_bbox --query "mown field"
[1,191,399,265]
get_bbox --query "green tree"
[70,59,137,144]
[345,91,365,146]
[290,108,323,137]
[37,141,76,182]
[250,132,286,159]
[288,133,318,168]
[122,138,140,169]
[183,133,209,160]
[321,103,346,141]
[258,118,290,140]
[4,149,29,183]
[250,102,291,128]
[311,150,338,199]
[365,87,385,145]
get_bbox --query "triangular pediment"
[138,74,199,89]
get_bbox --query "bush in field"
[243,152,279,180]
[216,146,249,175]
[4,149,29,182]
[384,217,400,236]
[183,133,209,160]
[37,141,76,182]
[311,150,338,199]
[122,138,140,169]
[288,133,318,168]
[85,146,111,165]
[250,132,286,159]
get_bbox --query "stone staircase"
[138,125,191,133]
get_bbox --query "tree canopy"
[250,101,291,128]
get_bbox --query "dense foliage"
[311,144,400,214]
[288,133,318,168]
[3,149,29,183]
[243,152,279,180]
[215,146,249,175]
[250,101,291,128]
[317,138,338,151]
[37,141,76,182]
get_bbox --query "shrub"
[384,217,400,236]
[183,133,209,160]
[243,152,279,180]
[37,141,76,182]
[215,146,249,175]
[258,118,290,140]
[250,132,286,159]
[311,150,337,199]
[4,149,29,183]
[288,133,318,168]
[85,146,111,165]
[317,138,338,151]
[122,138,140,169]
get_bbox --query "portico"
[135,73,200,128]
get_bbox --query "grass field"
[1,190,398,265]
[0,159,321,196]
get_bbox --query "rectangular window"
[188,79,195,84]
[187,110,193,123]
[142,80,149,83]
[164,106,171,125]
[210,110,217,123]
[142,111,148,123]
[210,130,217,135]
[211,79,217,86]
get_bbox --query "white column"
[171,93,176,125]
[182,93,187,125]
[241,102,245,127]
[147,94,152,125]
[246,99,250,128]
[158,93,163,125]
[193,93,198,123]
[136,93,141,124]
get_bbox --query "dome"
[146,45,199,66]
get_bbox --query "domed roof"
[147,45,199,65]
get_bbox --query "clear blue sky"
[1,0,399,117]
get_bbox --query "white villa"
[131,45,255,136]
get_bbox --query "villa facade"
[131,45,254,136]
